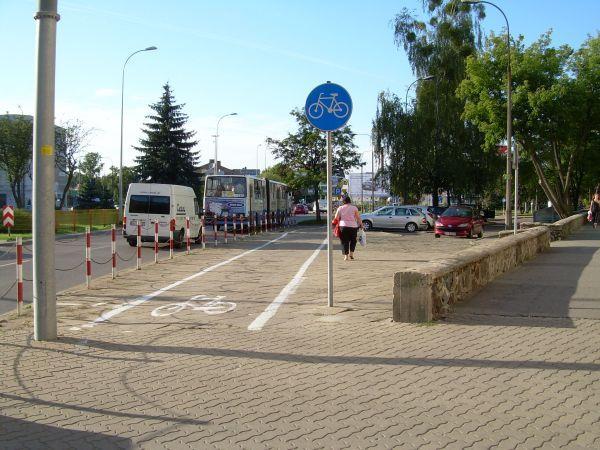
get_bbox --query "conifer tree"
[134,83,199,188]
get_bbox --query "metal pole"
[33,0,59,341]
[360,163,364,211]
[213,126,219,175]
[371,147,375,211]
[514,143,519,234]
[119,46,157,221]
[327,131,333,307]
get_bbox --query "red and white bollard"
[111,224,117,278]
[136,221,142,270]
[224,216,228,244]
[213,218,218,247]
[154,221,159,263]
[85,226,91,288]
[259,215,263,233]
[201,215,206,250]
[186,216,191,255]
[233,215,237,241]
[169,219,175,260]
[16,237,23,315]
[263,213,267,233]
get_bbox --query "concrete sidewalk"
[0,226,599,449]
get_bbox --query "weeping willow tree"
[373,0,502,206]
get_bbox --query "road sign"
[2,205,14,228]
[305,82,353,132]
[333,187,342,196]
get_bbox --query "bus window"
[254,180,261,199]
[206,176,246,198]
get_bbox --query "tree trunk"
[10,181,23,208]
[529,147,570,218]
[59,172,74,209]
[432,188,439,207]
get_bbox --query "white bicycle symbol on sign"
[307,92,350,120]
[151,294,236,317]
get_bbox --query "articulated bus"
[203,175,292,223]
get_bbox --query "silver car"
[403,205,435,229]
[361,206,429,232]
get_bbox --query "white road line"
[0,259,30,268]
[248,238,326,331]
[76,232,290,330]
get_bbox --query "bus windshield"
[205,176,246,198]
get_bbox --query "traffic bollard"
[16,237,23,315]
[111,224,117,278]
[85,226,91,287]
[201,215,206,250]
[213,218,218,247]
[224,216,228,244]
[186,216,191,255]
[136,221,142,270]
[169,219,175,260]
[233,215,237,241]
[154,221,159,263]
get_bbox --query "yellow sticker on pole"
[41,145,53,156]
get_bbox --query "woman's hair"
[343,195,352,204]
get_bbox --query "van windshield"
[128,195,170,215]
[205,176,246,198]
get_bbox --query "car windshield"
[205,176,246,198]
[442,207,472,218]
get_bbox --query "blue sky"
[1,0,598,174]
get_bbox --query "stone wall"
[503,213,587,241]
[393,227,550,323]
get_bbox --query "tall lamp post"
[405,75,435,205]
[119,46,157,221]
[353,134,375,211]
[213,113,237,174]
[256,143,262,175]
[462,0,514,231]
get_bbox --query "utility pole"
[33,0,59,341]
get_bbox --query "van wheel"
[405,222,417,233]
[478,231,484,239]
[175,229,184,249]
[127,239,136,247]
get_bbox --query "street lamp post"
[462,0,513,231]
[353,134,375,211]
[405,75,435,205]
[213,113,237,175]
[119,46,157,221]
[256,144,262,175]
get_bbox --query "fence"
[0,209,118,234]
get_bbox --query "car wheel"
[127,239,136,247]
[478,231,483,238]
[405,222,417,233]
[363,220,372,231]
[467,229,473,239]
[435,234,441,238]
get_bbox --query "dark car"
[434,206,484,239]
[428,206,448,220]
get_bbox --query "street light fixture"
[462,0,515,232]
[213,113,237,175]
[405,75,435,110]
[119,46,157,221]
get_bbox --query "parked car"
[403,205,436,229]
[361,206,428,233]
[293,204,308,215]
[429,206,448,219]
[434,206,484,239]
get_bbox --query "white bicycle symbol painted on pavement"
[307,92,350,120]
[151,294,236,317]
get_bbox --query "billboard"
[347,172,389,199]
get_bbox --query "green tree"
[389,0,501,206]
[101,165,137,205]
[0,114,32,208]
[134,83,199,189]
[78,152,110,207]
[55,120,93,209]
[267,109,360,221]
[459,32,600,217]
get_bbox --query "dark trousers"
[339,226,358,255]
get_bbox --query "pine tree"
[134,83,199,188]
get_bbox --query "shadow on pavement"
[450,233,599,327]
[58,337,600,372]
[0,414,133,449]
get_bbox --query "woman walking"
[591,189,600,229]
[333,195,363,261]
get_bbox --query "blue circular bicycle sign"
[305,82,352,132]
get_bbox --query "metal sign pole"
[33,0,59,341]
[326,131,334,307]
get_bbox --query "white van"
[123,183,201,247]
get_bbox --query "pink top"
[337,204,359,227]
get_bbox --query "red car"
[434,206,484,238]
[293,204,308,215]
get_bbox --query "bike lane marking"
[72,232,290,330]
[248,238,327,331]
